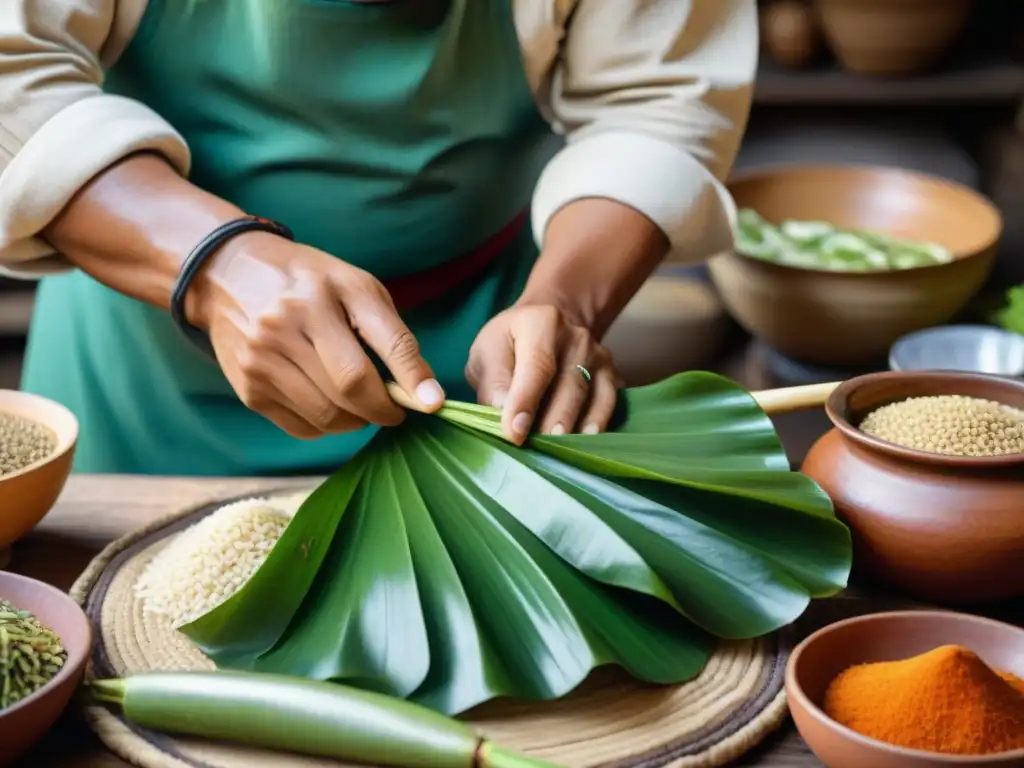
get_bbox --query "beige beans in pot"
[859,395,1024,457]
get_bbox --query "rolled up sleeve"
[0,0,190,278]
[531,0,757,265]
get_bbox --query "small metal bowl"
[889,325,1024,376]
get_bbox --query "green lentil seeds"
[0,411,57,477]
[0,599,67,709]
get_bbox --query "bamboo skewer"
[386,380,842,418]
[751,381,841,416]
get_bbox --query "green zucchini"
[91,672,560,768]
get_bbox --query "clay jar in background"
[816,0,973,77]
[801,371,1024,606]
[760,0,822,70]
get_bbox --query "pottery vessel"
[787,610,1024,768]
[709,164,1001,367]
[0,572,91,763]
[816,0,972,77]
[760,0,822,70]
[801,371,1024,605]
[0,390,79,554]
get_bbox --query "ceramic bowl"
[787,610,1024,768]
[0,571,91,763]
[709,165,1002,367]
[889,325,1024,377]
[801,371,1024,604]
[816,0,972,77]
[0,391,78,552]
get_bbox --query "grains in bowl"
[0,411,58,477]
[859,394,1024,457]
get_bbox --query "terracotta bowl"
[0,571,91,763]
[0,391,78,557]
[801,371,1024,605]
[816,0,972,77]
[709,165,1002,366]
[787,610,1024,768]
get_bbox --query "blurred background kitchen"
[1,0,1022,462]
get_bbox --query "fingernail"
[512,412,531,436]
[416,379,445,408]
[549,423,566,436]
[582,423,599,435]
[492,390,507,409]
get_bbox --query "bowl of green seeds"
[0,571,90,762]
[0,391,78,556]
[709,164,1003,367]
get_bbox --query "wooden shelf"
[755,57,1024,106]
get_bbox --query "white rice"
[135,491,311,628]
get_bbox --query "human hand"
[190,233,444,438]
[465,304,622,445]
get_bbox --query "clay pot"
[801,371,1024,605]
[760,0,822,70]
[816,0,973,77]
[709,164,1001,367]
[0,390,78,563]
[788,611,1024,768]
[0,572,91,763]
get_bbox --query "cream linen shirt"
[0,0,757,277]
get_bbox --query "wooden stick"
[387,380,841,417]
[751,381,841,416]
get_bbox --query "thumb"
[467,332,515,409]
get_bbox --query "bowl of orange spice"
[786,610,1024,767]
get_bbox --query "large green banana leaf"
[182,372,851,715]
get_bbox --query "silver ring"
[576,364,592,384]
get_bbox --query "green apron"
[22,0,553,476]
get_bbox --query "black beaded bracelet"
[170,216,294,354]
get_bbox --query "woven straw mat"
[70,492,793,768]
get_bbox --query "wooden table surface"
[9,475,1018,768]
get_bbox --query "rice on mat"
[135,491,310,627]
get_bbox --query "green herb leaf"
[183,372,851,715]
[181,459,366,663]
[994,284,1024,335]
[252,452,429,698]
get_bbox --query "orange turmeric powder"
[823,645,1024,755]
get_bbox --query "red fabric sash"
[383,210,528,310]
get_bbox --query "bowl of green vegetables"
[709,165,1002,367]
[0,571,91,763]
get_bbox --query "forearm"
[517,198,669,339]
[42,153,245,327]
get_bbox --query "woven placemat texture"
[71,493,793,768]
